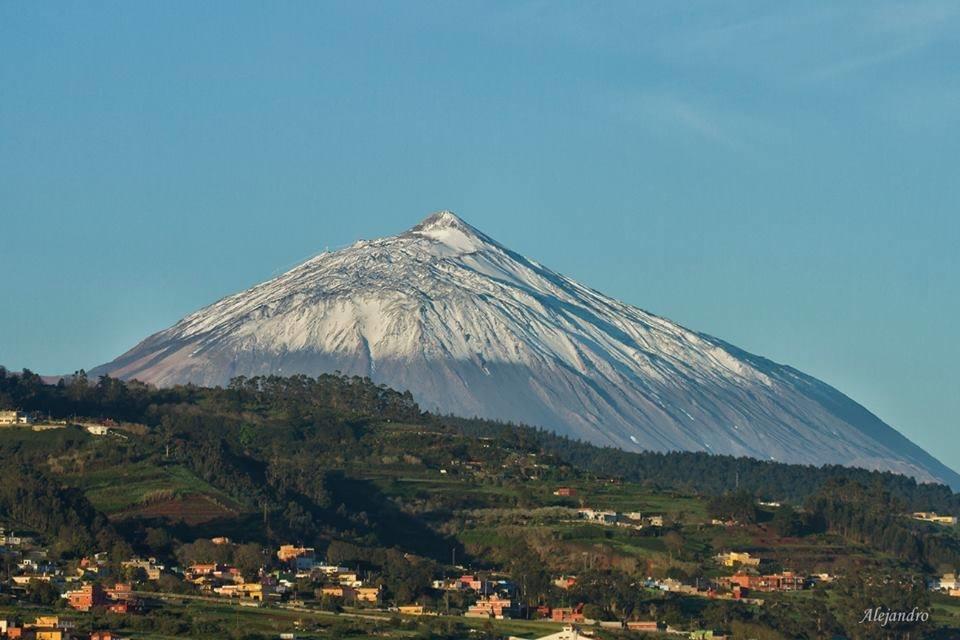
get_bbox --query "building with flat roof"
[0,410,30,426]
[715,551,761,567]
[913,512,958,526]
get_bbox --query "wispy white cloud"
[477,1,960,139]
[604,90,785,156]
[795,2,959,85]
[654,1,960,87]
[798,42,920,84]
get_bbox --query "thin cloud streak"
[603,90,786,157]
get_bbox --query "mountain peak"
[406,210,490,254]
[410,210,468,232]
[89,213,960,489]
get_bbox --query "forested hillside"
[3,367,957,513]
[3,368,960,638]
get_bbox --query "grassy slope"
[65,461,238,513]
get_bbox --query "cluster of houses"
[466,597,641,627]
[63,583,141,614]
[119,557,163,581]
[1,530,63,589]
[717,571,805,596]
[424,573,593,622]
[0,529,34,549]
[274,545,382,605]
[427,573,519,618]
[0,527,905,640]
[185,561,269,601]
[0,410,106,435]
[0,616,124,640]
[167,544,386,606]
[431,573,516,597]
[1,546,148,617]
[421,573,612,623]
[576,509,663,528]
[575,549,829,605]
[711,550,816,598]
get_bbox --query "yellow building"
[356,586,382,604]
[320,585,351,599]
[28,616,65,628]
[219,582,268,601]
[122,557,164,580]
[337,572,362,586]
[277,544,314,562]
[25,616,70,640]
[398,604,427,615]
[715,551,761,567]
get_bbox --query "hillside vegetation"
[3,367,960,638]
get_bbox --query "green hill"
[3,368,960,638]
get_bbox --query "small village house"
[214,582,269,601]
[939,573,960,591]
[320,585,352,599]
[397,605,427,615]
[121,557,163,581]
[552,575,577,590]
[465,594,517,619]
[913,512,958,526]
[355,586,382,604]
[714,551,761,567]
[551,604,585,623]
[277,545,316,571]
[0,410,30,426]
[66,584,107,611]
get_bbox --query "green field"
[65,461,242,515]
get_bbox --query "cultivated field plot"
[65,461,244,521]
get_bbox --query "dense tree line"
[1,368,458,563]
[0,464,130,560]
[3,366,957,514]
[805,478,960,571]
[446,416,960,512]
[706,491,760,524]
[0,368,420,426]
[3,369,960,578]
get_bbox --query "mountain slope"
[91,211,960,488]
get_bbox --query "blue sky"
[1,2,958,470]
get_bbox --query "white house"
[939,573,960,591]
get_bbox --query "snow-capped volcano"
[92,211,960,488]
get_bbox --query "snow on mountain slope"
[91,211,960,488]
